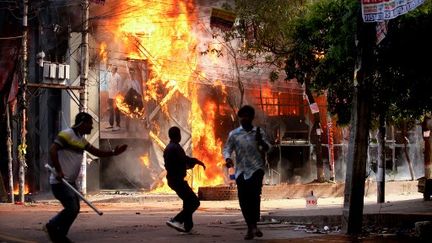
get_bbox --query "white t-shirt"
[108,72,122,99]
[49,128,89,184]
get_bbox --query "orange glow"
[261,86,279,116]
[189,97,225,190]
[99,42,108,64]
[252,85,303,116]
[115,94,146,118]
[149,178,174,194]
[100,0,227,192]
[13,184,29,195]
[140,155,150,167]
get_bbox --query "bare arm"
[85,144,128,157]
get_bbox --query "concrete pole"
[79,0,89,195]
[18,0,29,203]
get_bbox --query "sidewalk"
[261,194,432,229]
[30,189,432,229]
[3,190,431,241]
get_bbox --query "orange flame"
[13,184,30,195]
[115,94,146,118]
[261,86,279,116]
[99,0,228,191]
[99,42,108,64]
[149,177,173,194]
[140,155,150,167]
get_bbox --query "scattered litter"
[259,218,281,224]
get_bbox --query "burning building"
[2,1,426,200]
[88,0,321,192]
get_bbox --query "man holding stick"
[45,112,127,243]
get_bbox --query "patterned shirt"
[49,128,88,184]
[223,126,271,180]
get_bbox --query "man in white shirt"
[107,66,122,131]
[44,112,127,242]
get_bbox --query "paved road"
[0,194,426,242]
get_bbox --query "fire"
[13,184,30,195]
[115,94,145,119]
[149,178,173,194]
[140,155,150,167]
[261,86,279,116]
[189,97,225,189]
[99,42,108,64]
[98,0,228,192]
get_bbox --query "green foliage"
[377,2,432,120]
[286,0,359,125]
[234,0,432,126]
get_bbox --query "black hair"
[237,105,255,118]
[168,126,181,140]
[74,112,93,127]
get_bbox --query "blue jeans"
[48,182,80,237]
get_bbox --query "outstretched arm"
[186,157,206,170]
[194,158,206,170]
[85,144,128,157]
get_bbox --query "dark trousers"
[108,98,121,126]
[168,179,200,231]
[48,182,80,237]
[236,169,264,228]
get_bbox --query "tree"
[233,0,329,181]
[233,0,432,234]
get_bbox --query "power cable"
[0,35,23,40]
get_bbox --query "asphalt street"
[0,193,427,242]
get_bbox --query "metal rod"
[27,83,83,90]
[44,164,103,216]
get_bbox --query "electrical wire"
[0,35,23,40]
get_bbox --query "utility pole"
[377,115,386,203]
[17,0,29,203]
[6,106,14,203]
[79,0,89,195]
[342,5,375,235]
[422,116,431,200]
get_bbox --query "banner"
[361,0,425,22]
[376,20,388,44]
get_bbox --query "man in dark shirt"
[164,126,206,233]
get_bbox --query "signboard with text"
[361,0,425,22]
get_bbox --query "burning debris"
[95,0,230,192]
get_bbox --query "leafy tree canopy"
[234,0,432,126]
